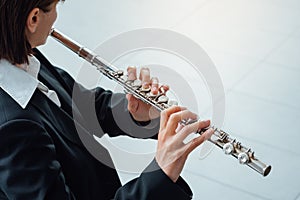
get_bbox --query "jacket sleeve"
[93,86,160,139]
[0,119,76,200]
[58,66,160,139]
[115,159,193,200]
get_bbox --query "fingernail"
[139,67,150,81]
[151,77,158,85]
[127,66,136,77]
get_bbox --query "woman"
[0,0,213,199]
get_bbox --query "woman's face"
[26,1,58,48]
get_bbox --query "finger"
[127,66,137,81]
[160,106,186,129]
[151,77,159,95]
[126,93,131,101]
[159,85,169,94]
[177,120,211,141]
[197,119,211,132]
[139,67,151,90]
[175,123,184,132]
[186,128,214,155]
[148,105,160,119]
[126,93,139,113]
[165,110,198,135]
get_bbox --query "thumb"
[126,94,139,113]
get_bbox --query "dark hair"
[0,0,64,64]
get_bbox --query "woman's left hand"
[126,66,169,122]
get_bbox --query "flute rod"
[50,28,271,177]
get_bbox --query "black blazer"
[0,49,193,200]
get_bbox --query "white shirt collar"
[0,56,61,109]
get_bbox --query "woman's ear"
[26,8,40,33]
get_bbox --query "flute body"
[50,29,271,177]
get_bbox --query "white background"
[40,0,300,199]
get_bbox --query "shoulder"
[0,88,42,126]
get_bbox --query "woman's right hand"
[155,106,214,182]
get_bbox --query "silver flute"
[50,29,272,177]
